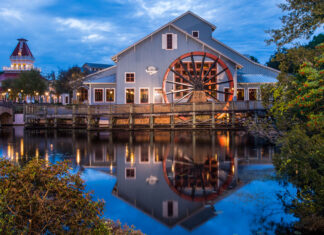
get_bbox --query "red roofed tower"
[7,38,35,71]
[1,39,40,87]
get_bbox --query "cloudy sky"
[0,0,286,74]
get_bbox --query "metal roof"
[10,38,34,60]
[84,74,116,84]
[83,63,112,69]
[237,74,278,84]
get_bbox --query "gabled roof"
[83,63,112,69]
[10,38,34,60]
[170,11,217,31]
[83,74,116,84]
[112,22,242,68]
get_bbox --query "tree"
[266,33,324,73]
[54,66,85,95]
[0,159,143,234]
[1,70,48,101]
[258,43,324,232]
[266,0,324,47]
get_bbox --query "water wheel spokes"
[162,52,234,103]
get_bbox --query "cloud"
[55,18,114,32]
[81,34,105,42]
[0,8,23,21]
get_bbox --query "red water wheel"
[162,52,234,103]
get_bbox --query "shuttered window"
[162,33,177,50]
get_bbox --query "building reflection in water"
[0,127,274,230]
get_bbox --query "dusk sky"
[0,0,286,74]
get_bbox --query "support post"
[211,102,215,129]
[150,104,154,129]
[44,105,48,128]
[231,102,235,127]
[170,103,174,129]
[129,104,133,130]
[72,105,76,128]
[192,103,196,128]
[54,106,58,128]
[87,105,91,130]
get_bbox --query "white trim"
[125,72,135,83]
[139,87,150,104]
[139,145,150,164]
[125,87,135,104]
[105,88,115,103]
[125,167,136,179]
[192,30,199,38]
[93,88,104,103]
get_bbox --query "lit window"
[126,88,135,104]
[94,89,103,102]
[140,88,149,103]
[125,73,135,82]
[249,89,257,101]
[154,88,163,103]
[192,31,199,38]
[140,145,149,163]
[106,89,114,102]
[237,89,244,101]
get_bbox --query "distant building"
[82,63,112,74]
[0,38,40,90]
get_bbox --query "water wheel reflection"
[163,151,235,202]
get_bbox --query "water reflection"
[0,127,274,231]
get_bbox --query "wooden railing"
[25,101,265,117]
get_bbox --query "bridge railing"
[24,101,266,116]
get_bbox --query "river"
[0,127,296,234]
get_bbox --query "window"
[167,34,173,49]
[125,168,135,179]
[94,89,103,102]
[125,145,134,163]
[154,88,163,103]
[140,88,149,103]
[106,88,115,102]
[224,88,230,102]
[65,96,69,104]
[125,72,135,83]
[162,200,178,218]
[162,33,177,50]
[192,31,199,38]
[237,88,245,101]
[126,88,135,104]
[140,145,149,163]
[249,89,257,101]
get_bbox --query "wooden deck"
[24,101,265,130]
